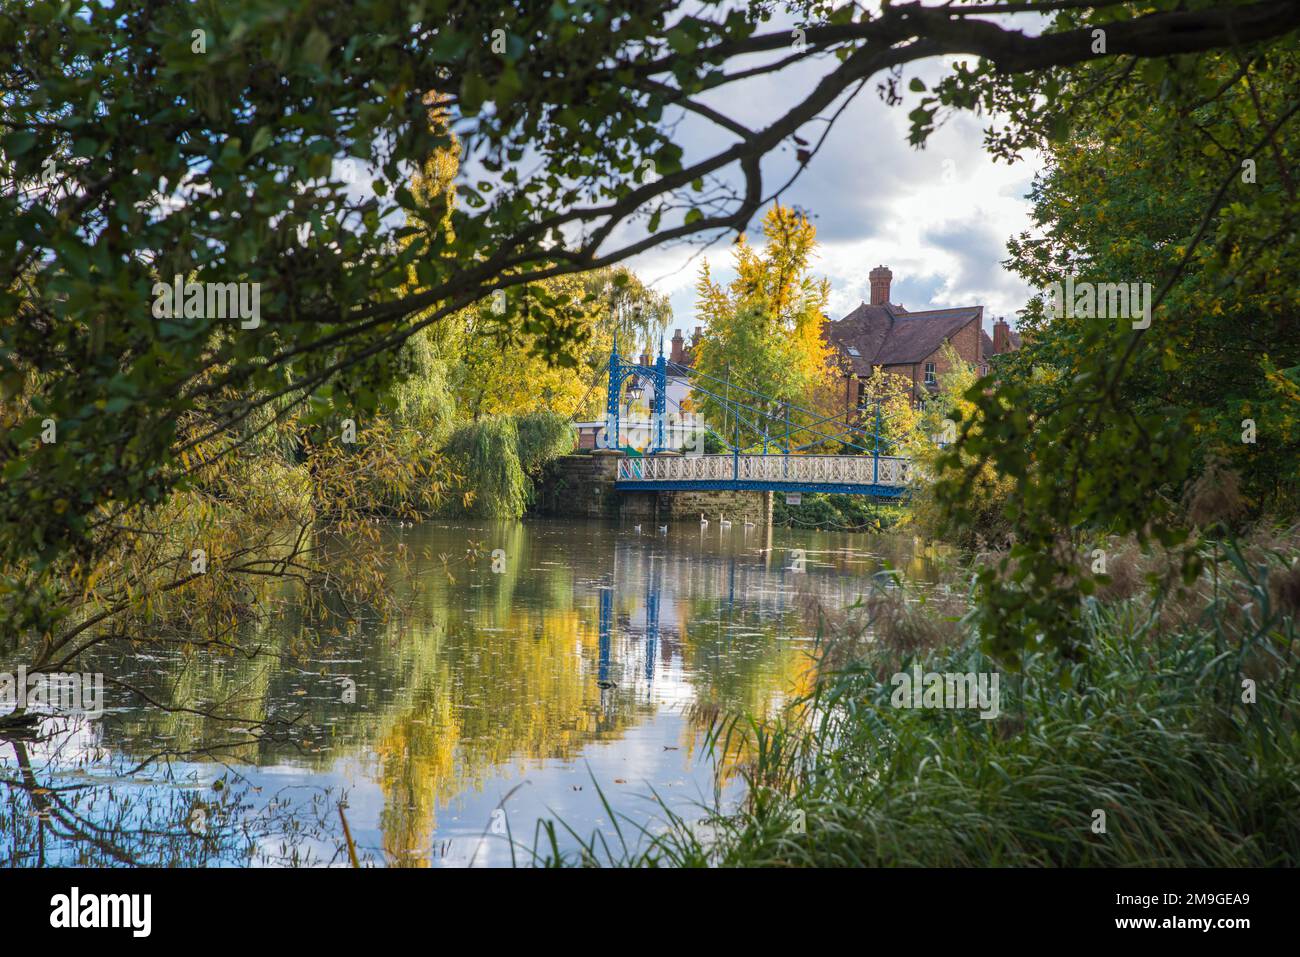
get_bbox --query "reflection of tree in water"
[370,605,634,865]
[3,521,881,866]
[58,538,650,867]
[287,529,818,865]
[0,727,355,867]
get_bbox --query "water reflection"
[0,519,947,867]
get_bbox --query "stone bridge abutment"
[532,451,774,525]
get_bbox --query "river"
[0,517,948,867]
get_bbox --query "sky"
[171,5,1052,351]
[611,16,1048,346]
[351,4,1055,350]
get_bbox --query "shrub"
[772,491,909,532]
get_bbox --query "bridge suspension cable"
[605,341,895,458]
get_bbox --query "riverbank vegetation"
[536,32,1300,867]
[537,526,1300,867]
[0,97,667,672]
[772,493,909,533]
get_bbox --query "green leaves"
[906,102,937,146]
[666,28,696,56]
[300,27,331,67]
[2,130,37,157]
[934,41,1300,666]
[459,72,489,114]
[248,125,273,157]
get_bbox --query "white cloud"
[620,40,1045,336]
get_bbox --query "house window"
[924,362,937,386]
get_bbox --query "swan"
[658,524,668,534]
[699,513,708,528]
[632,523,641,534]
[719,514,732,529]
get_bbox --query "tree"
[397,99,671,430]
[692,205,834,449]
[932,31,1300,663]
[441,268,670,423]
[3,0,1298,646]
[854,366,922,458]
[1000,45,1300,509]
[912,343,1014,549]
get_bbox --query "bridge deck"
[615,453,911,497]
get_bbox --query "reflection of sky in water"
[1,519,945,867]
[340,711,731,869]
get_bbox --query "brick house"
[823,265,1020,410]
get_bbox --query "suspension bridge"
[602,342,912,500]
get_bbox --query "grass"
[772,491,910,532]
[534,538,1300,867]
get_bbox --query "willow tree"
[438,411,573,518]
[400,105,671,426]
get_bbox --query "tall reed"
[535,536,1300,867]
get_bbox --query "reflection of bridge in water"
[593,537,914,698]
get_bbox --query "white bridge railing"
[616,454,911,487]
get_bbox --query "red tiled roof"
[825,302,983,371]
[824,303,895,375]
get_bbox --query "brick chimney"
[670,328,685,363]
[869,265,893,306]
[639,350,651,366]
[993,317,1011,354]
